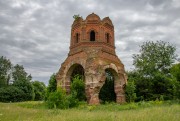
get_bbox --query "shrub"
[66,91,79,108]
[71,75,86,101]
[46,88,78,109]
[125,81,136,102]
[46,88,68,109]
[0,86,24,102]
[46,74,85,109]
[13,79,34,101]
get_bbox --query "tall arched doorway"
[66,64,86,101]
[99,68,117,103]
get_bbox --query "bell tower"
[69,13,115,56]
[56,13,127,104]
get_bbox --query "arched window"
[90,30,95,41]
[76,33,79,43]
[106,33,110,43]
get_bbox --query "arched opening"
[70,64,84,81]
[99,68,116,103]
[66,64,86,101]
[106,33,110,43]
[75,33,79,43]
[90,30,95,41]
[76,33,79,43]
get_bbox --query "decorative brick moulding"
[56,13,127,105]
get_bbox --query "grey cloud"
[0,0,179,84]
[148,0,172,7]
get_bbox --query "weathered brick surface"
[56,13,127,104]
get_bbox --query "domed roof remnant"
[102,17,114,26]
[86,12,101,21]
[72,13,114,27]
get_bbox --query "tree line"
[0,56,46,102]
[0,56,83,108]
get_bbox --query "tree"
[170,63,180,99]
[170,63,180,82]
[32,81,46,100]
[133,41,176,76]
[12,64,32,82]
[46,73,57,100]
[0,57,36,102]
[13,79,34,101]
[12,64,34,101]
[132,41,177,100]
[47,73,57,93]
[0,56,12,87]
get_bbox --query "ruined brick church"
[56,13,127,104]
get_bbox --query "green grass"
[0,101,179,121]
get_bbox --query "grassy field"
[0,101,179,121]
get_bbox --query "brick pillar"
[115,85,126,104]
[116,94,126,104]
[89,93,100,105]
[65,81,71,94]
[86,85,100,105]
[85,85,91,103]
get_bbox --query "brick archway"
[97,67,126,104]
[65,64,85,94]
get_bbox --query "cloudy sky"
[0,0,180,84]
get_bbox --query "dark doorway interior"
[71,64,84,82]
[99,69,116,103]
[90,30,95,41]
[76,33,79,43]
[106,33,109,43]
